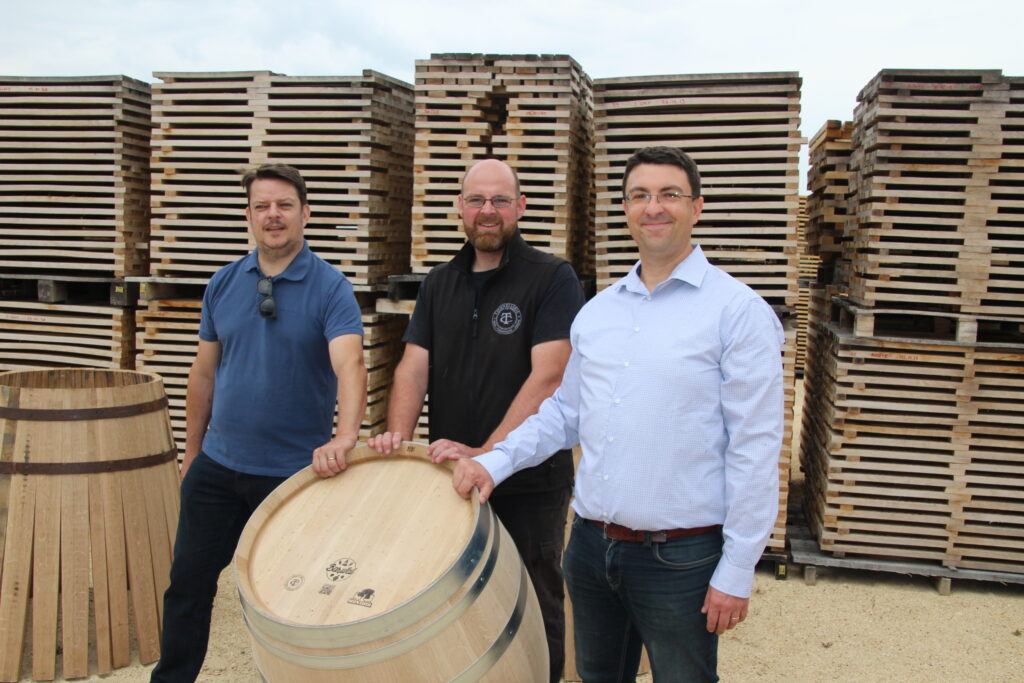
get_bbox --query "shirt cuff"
[473,448,515,488]
[709,554,755,599]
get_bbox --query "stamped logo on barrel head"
[284,574,304,591]
[326,558,357,582]
[347,587,375,608]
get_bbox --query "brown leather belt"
[588,519,721,543]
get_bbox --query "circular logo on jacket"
[491,303,523,335]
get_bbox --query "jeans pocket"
[651,543,722,571]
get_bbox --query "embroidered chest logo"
[491,303,523,335]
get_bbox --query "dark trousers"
[150,452,286,683]
[563,515,723,683]
[490,486,572,683]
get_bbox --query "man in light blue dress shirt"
[443,146,784,682]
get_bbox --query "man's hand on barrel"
[312,436,355,478]
[366,431,404,454]
[428,439,484,463]
[451,458,495,503]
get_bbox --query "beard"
[465,218,514,252]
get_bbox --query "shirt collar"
[618,244,709,295]
[242,241,313,281]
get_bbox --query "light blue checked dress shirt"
[476,245,784,598]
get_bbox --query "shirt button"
[607,436,615,443]
[603,474,609,481]
[624,361,630,367]
[614,398,621,405]
[634,327,640,333]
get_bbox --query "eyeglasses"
[461,195,516,210]
[257,276,276,319]
[625,191,697,206]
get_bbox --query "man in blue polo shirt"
[150,164,366,682]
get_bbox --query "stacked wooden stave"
[411,53,593,275]
[592,72,804,552]
[593,71,805,306]
[845,70,1011,313]
[0,75,151,278]
[801,69,1024,578]
[150,70,414,292]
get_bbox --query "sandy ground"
[23,381,1024,682]
[48,563,1024,682]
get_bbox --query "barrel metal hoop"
[450,560,530,682]
[0,447,178,475]
[242,504,506,670]
[0,396,168,422]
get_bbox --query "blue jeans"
[563,515,722,683]
[150,452,286,682]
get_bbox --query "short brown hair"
[241,164,308,205]
[622,147,701,199]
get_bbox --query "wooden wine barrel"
[234,442,548,682]
[0,368,180,682]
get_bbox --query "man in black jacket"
[369,158,584,682]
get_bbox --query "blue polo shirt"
[198,243,363,476]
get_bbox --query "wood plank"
[61,471,91,678]
[31,471,60,681]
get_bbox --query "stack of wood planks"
[135,287,403,452]
[591,72,805,552]
[592,72,805,305]
[149,70,414,292]
[134,286,204,450]
[801,304,1024,573]
[0,75,149,375]
[141,69,414,447]
[845,70,1013,314]
[0,75,151,277]
[411,54,593,274]
[796,195,816,376]
[801,69,1024,576]
[805,120,853,289]
[0,297,134,372]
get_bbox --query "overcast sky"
[5,0,1023,185]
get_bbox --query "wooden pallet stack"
[410,53,593,274]
[801,303,1024,573]
[845,70,1010,313]
[149,70,414,291]
[0,296,135,372]
[0,75,151,277]
[980,75,1024,319]
[795,195,816,376]
[141,69,413,448]
[135,289,403,452]
[134,287,204,449]
[593,72,805,305]
[801,69,1024,577]
[592,72,804,552]
[805,120,853,291]
[0,76,149,374]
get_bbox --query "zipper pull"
[472,308,479,339]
